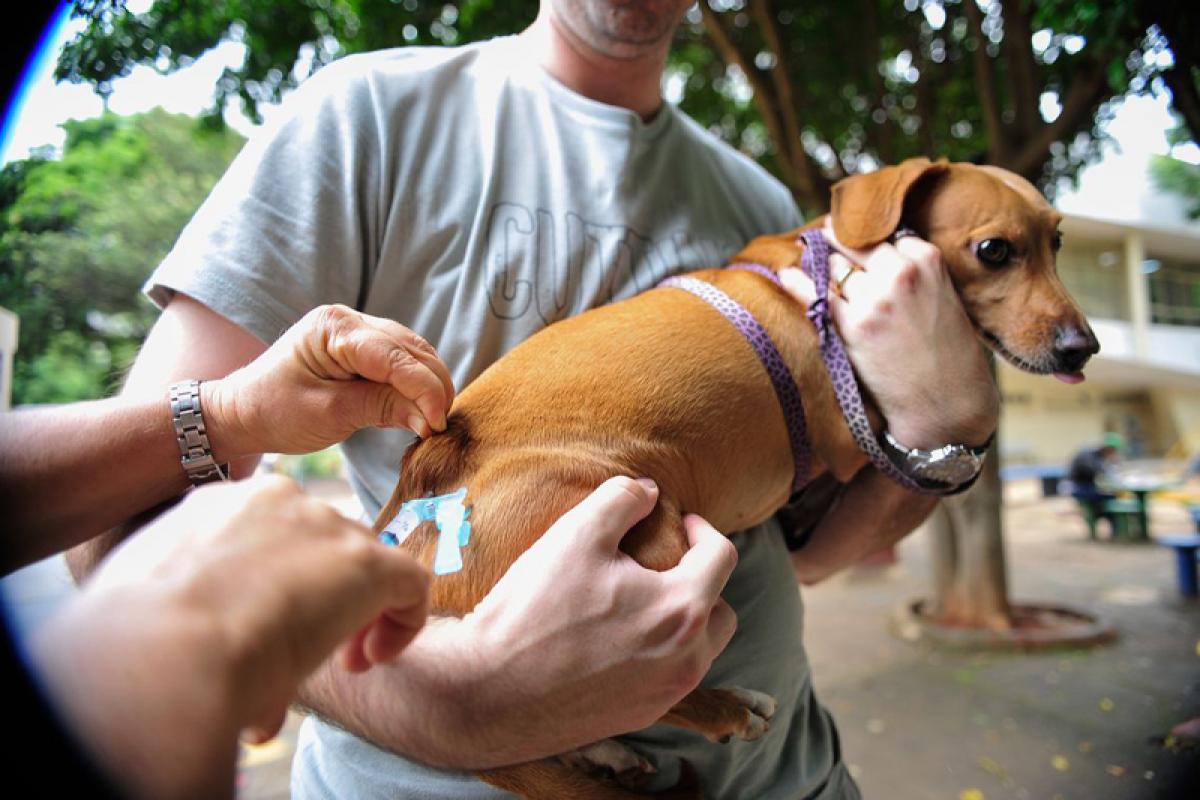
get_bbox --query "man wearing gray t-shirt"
[80,1,998,798]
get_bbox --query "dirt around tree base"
[891,598,1117,650]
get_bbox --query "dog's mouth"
[979,329,1086,384]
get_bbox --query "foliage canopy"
[0,109,243,403]
[58,0,1200,213]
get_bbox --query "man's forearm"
[299,618,526,769]
[300,621,475,767]
[790,467,937,585]
[1,392,259,578]
[298,616,622,770]
[0,397,190,574]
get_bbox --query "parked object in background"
[1157,534,1200,596]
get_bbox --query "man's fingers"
[548,476,659,553]
[673,513,738,601]
[338,628,372,673]
[822,219,907,285]
[361,611,425,666]
[348,381,432,437]
[335,545,429,672]
[361,314,456,407]
[309,306,452,432]
[890,233,942,271]
[241,703,288,745]
[824,218,941,285]
[822,218,875,264]
[341,332,451,432]
[373,546,432,617]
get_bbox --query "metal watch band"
[169,379,229,485]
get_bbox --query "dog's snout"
[1053,325,1100,372]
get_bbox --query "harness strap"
[664,229,943,496]
[658,274,812,491]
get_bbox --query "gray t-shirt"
[147,36,857,800]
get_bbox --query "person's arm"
[0,295,451,579]
[31,475,431,800]
[789,470,937,584]
[780,223,999,583]
[299,477,740,768]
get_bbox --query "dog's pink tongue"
[1053,372,1085,385]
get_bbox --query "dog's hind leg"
[481,757,700,800]
[660,686,778,743]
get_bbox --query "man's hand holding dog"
[461,477,739,750]
[779,223,999,585]
[780,221,998,448]
[301,477,740,769]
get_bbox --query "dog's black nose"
[1053,325,1100,373]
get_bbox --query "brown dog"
[372,157,1098,798]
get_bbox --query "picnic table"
[1099,474,1180,542]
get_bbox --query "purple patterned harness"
[658,229,939,495]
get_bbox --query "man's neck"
[521,10,669,122]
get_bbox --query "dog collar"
[658,273,812,491]
[797,230,946,495]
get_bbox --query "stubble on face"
[552,0,690,58]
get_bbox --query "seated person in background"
[1065,432,1124,533]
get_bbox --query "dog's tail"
[371,412,474,535]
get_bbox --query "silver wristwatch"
[169,380,229,485]
[879,430,993,494]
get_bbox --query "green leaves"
[54,1,1198,213]
[57,0,540,122]
[0,110,243,404]
[1150,153,1200,220]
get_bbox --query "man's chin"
[575,0,684,55]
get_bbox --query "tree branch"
[859,0,896,164]
[1142,0,1200,144]
[748,0,835,194]
[902,18,938,157]
[1160,65,1200,146]
[964,0,1009,161]
[999,0,1041,139]
[699,1,824,208]
[1008,59,1109,178]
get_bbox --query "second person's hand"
[205,304,456,459]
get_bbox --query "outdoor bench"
[1158,534,1200,597]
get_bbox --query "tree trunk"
[925,440,1012,629]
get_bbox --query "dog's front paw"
[560,739,656,788]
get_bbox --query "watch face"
[882,431,986,490]
[919,451,981,484]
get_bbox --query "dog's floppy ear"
[830,157,949,249]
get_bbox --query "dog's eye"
[1052,231,1063,252]
[976,238,1012,266]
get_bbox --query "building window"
[1148,256,1200,326]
